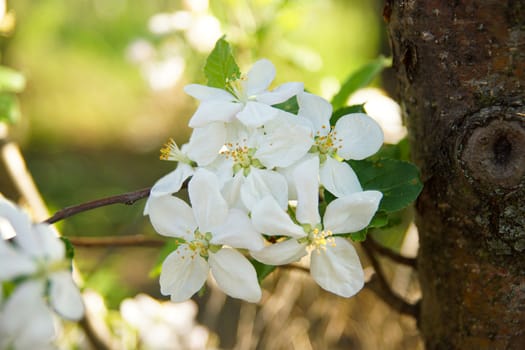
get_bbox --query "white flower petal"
[236,101,279,128]
[184,84,236,101]
[251,196,305,238]
[320,157,363,197]
[13,223,63,261]
[0,238,36,280]
[324,191,383,234]
[159,245,209,302]
[210,209,264,251]
[310,237,364,297]
[244,59,275,96]
[188,169,228,232]
[297,92,332,136]
[250,239,308,265]
[257,82,304,105]
[0,281,55,348]
[241,168,288,211]
[293,156,321,226]
[147,164,194,200]
[335,113,384,160]
[187,123,226,166]
[188,100,242,128]
[220,172,246,210]
[0,198,32,239]
[208,248,261,302]
[145,195,196,239]
[32,224,65,261]
[49,271,84,320]
[255,112,313,169]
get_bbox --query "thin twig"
[78,315,113,350]
[67,234,165,247]
[361,242,419,319]
[363,237,417,268]
[44,187,151,224]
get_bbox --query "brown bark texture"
[385,0,525,349]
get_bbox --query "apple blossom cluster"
[0,198,84,349]
[145,58,384,303]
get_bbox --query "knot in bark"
[459,109,525,190]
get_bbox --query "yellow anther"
[160,138,177,160]
[308,228,336,253]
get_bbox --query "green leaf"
[348,158,422,212]
[149,239,181,278]
[0,66,26,93]
[0,93,21,124]
[60,237,75,260]
[370,138,411,162]
[331,56,391,109]
[349,230,367,242]
[250,259,276,282]
[370,207,414,251]
[330,103,366,125]
[204,36,241,89]
[273,96,299,114]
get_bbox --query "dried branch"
[363,237,417,268]
[361,242,419,319]
[67,234,165,247]
[44,187,151,224]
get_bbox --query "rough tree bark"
[385,1,524,348]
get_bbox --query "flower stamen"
[307,227,335,254]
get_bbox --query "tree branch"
[44,187,151,224]
[361,242,419,319]
[363,237,417,268]
[78,315,113,350]
[67,234,165,247]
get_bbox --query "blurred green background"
[5,0,387,319]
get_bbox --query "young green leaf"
[250,259,276,282]
[204,37,241,89]
[273,96,299,114]
[348,158,422,212]
[331,56,391,109]
[60,237,75,260]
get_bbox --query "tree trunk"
[385,1,525,348]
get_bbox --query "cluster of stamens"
[175,231,213,260]
[221,139,262,175]
[310,125,344,161]
[307,227,336,254]
[160,138,181,161]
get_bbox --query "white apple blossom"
[250,157,382,297]
[0,197,84,349]
[146,168,263,302]
[296,91,384,197]
[0,281,57,350]
[120,293,212,350]
[184,59,303,128]
[214,114,312,211]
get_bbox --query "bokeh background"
[2,0,421,348]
